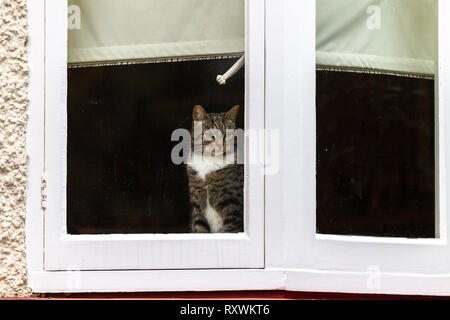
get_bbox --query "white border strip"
[315,234,447,246]
[28,268,450,296]
[26,0,45,273]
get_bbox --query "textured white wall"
[0,0,31,297]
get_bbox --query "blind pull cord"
[216,55,244,85]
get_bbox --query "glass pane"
[316,0,438,238]
[67,2,245,234]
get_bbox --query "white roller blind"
[317,0,438,76]
[68,0,245,64]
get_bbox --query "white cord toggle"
[216,55,245,85]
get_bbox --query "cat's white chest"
[188,155,233,180]
[205,196,223,233]
[188,155,233,233]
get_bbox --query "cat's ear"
[193,105,208,121]
[225,105,240,121]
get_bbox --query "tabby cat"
[187,105,244,233]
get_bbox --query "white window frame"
[27,0,450,295]
[28,0,265,272]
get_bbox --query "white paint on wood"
[28,268,450,296]
[265,0,450,275]
[26,0,45,274]
[26,0,450,296]
[41,0,265,271]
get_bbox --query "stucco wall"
[0,0,30,297]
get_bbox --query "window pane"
[316,0,437,238]
[67,2,245,234]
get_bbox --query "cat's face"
[191,105,240,157]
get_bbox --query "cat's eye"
[204,131,216,141]
[225,132,235,139]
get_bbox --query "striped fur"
[187,105,244,233]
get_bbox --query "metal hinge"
[41,173,47,210]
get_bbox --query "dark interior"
[67,58,245,234]
[316,70,435,238]
[68,62,435,237]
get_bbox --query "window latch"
[41,173,47,210]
